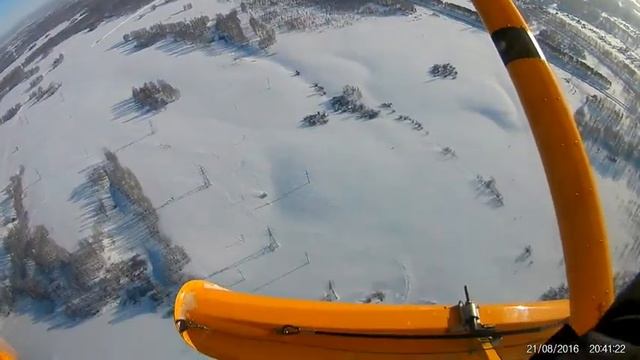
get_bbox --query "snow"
[1,310,206,360]
[553,11,639,72]
[626,0,640,11]
[0,0,637,359]
[0,15,76,80]
[443,0,474,7]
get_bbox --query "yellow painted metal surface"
[470,0,528,33]
[479,340,504,360]
[472,0,614,334]
[0,338,17,360]
[175,280,567,359]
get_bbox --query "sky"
[0,0,52,38]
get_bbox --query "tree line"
[28,82,62,104]
[531,7,637,97]
[0,103,21,125]
[122,10,278,50]
[576,95,639,166]
[0,151,192,319]
[537,38,612,90]
[0,65,39,103]
[536,29,586,60]
[249,16,276,49]
[124,16,212,49]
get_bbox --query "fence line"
[207,227,280,278]
[252,252,311,293]
[255,171,311,210]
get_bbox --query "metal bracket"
[457,286,499,342]
[175,319,209,334]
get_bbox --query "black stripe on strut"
[313,325,555,340]
[491,27,541,66]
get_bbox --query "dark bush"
[0,103,22,124]
[131,80,180,111]
[301,111,329,127]
[429,63,458,80]
[330,85,379,119]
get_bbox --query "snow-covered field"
[0,0,637,359]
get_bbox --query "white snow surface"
[1,308,205,359]
[0,0,636,359]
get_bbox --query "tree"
[250,16,277,49]
[28,225,70,271]
[362,291,386,304]
[51,53,65,69]
[301,112,329,127]
[0,286,15,315]
[540,284,569,300]
[0,103,22,124]
[28,82,61,104]
[359,108,380,120]
[131,80,180,111]
[28,74,44,91]
[330,85,363,112]
[429,63,458,79]
[215,10,248,44]
[330,85,379,119]
[164,245,191,283]
[70,232,106,288]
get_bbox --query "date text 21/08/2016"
[526,343,627,355]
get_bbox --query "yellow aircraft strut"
[471,0,613,334]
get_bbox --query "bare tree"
[216,10,248,44]
[131,80,180,111]
[0,103,21,124]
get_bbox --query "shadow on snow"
[111,98,159,122]
[109,38,272,61]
